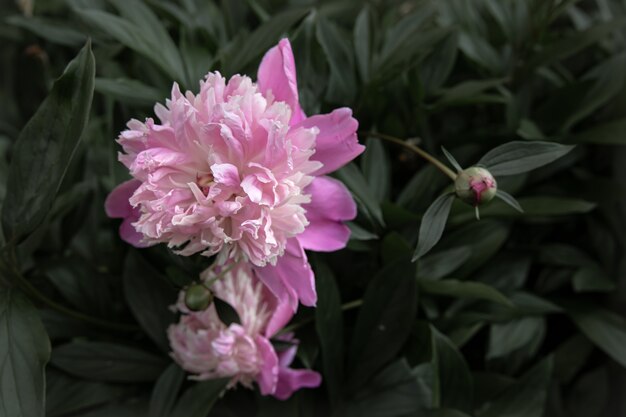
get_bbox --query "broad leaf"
[348,259,417,388]
[169,379,228,417]
[413,192,455,261]
[123,251,176,352]
[419,279,513,307]
[336,163,385,227]
[479,357,553,417]
[149,363,185,417]
[1,41,95,242]
[50,341,167,382]
[431,326,473,412]
[0,288,51,417]
[478,141,574,176]
[315,262,344,406]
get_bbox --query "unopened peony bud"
[184,284,214,311]
[454,167,497,206]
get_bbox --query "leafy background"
[2,0,626,416]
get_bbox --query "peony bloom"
[107,38,363,314]
[168,263,320,398]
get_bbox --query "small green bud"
[184,284,214,311]
[454,166,497,207]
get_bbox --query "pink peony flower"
[168,263,320,398]
[107,38,363,313]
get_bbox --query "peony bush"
[2,1,626,416]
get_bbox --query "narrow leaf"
[478,141,574,176]
[1,41,95,242]
[362,138,391,202]
[169,379,228,417]
[0,288,51,417]
[495,190,523,213]
[354,6,371,82]
[441,147,463,172]
[413,193,455,261]
[95,78,164,106]
[419,279,513,307]
[149,363,186,417]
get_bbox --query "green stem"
[2,250,139,333]
[204,259,242,288]
[361,131,458,181]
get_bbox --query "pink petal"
[255,336,279,396]
[257,39,306,125]
[264,296,295,338]
[104,179,141,218]
[210,163,240,187]
[119,217,152,248]
[295,108,364,176]
[273,368,322,400]
[255,239,317,308]
[297,176,356,251]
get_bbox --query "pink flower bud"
[454,167,497,206]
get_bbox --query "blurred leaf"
[354,6,371,83]
[413,192,455,261]
[222,8,308,75]
[434,78,505,107]
[487,317,545,359]
[478,141,575,176]
[348,259,417,388]
[362,138,391,202]
[75,4,187,84]
[0,288,51,417]
[6,16,86,46]
[315,262,344,406]
[418,246,472,280]
[419,278,513,307]
[1,41,94,242]
[317,16,356,102]
[479,357,553,417]
[347,222,378,241]
[149,363,185,417]
[572,267,615,292]
[343,359,423,417]
[336,163,385,227]
[516,119,546,140]
[50,341,167,383]
[529,16,626,68]
[95,78,164,106]
[569,118,626,144]
[431,326,473,412]
[124,250,176,352]
[568,305,626,368]
[419,32,459,95]
[169,379,228,417]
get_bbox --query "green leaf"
[6,16,86,46]
[50,341,167,383]
[430,326,473,412]
[478,141,575,176]
[95,78,164,106]
[572,267,615,292]
[343,359,423,417]
[149,363,185,417]
[354,6,371,83]
[494,190,523,213]
[568,305,626,368]
[419,279,513,307]
[418,247,472,280]
[316,16,356,102]
[434,78,505,107]
[568,118,626,145]
[419,32,459,95]
[348,259,417,387]
[74,6,186,85]
[0,288,51,417]
[347,222,378,241]
[441,147,463,172]
[413,192,455,261]
[169,379,228,417]
[222,8,309,75]
[314,262,344,406]
[336,163,385,227]
[1,41,95,242]
[516,119,546,140]
[362,138,391,202]
[487,317,545,359]
[529,16,626,68]
[479,357,553,417]
[123,251,176,352]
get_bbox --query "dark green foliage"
[2,0,626,416]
